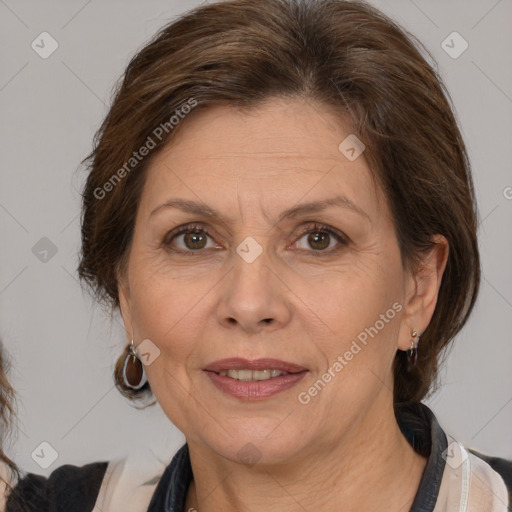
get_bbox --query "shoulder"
[0,447,168,512]
[1,458,108,512]
[437,435,512,512]
[396,402,511,510]
[469,448,512,505]
[469,450,512,482]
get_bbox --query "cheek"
[128,267,205,360]
[315,260,402,331]
[308,254,404,369]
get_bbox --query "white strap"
[458,443,470,512]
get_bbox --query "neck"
[185,399,427,512]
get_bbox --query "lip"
[203,358,308,401]
[203,358,308,373]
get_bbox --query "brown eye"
[182,230,208,250]
[306,232,330,251]
[293,223,348,254]
[163,224,217,253]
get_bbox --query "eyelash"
[162,222,348,256]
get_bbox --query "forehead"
[139,98,385,223]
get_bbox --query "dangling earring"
[407,330,420,372]
[122,340,148,389]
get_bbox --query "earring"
[122,340,148,389]
[407,330,420,372]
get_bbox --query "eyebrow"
[149,194,371,225]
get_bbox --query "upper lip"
[203,358,308,374]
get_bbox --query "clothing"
[1,402,511,511]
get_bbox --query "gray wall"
[0,0,511,476]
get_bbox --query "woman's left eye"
[291,223,348,254]
[162,222,347,255]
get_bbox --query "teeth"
[218,369,288,381]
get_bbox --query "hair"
[78,0,480,405]
[0,339,21,501]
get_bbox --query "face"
[118,97,440,465]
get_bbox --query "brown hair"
[78,0,480,404]
[0,339,21,498]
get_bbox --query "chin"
[203,427,307,467]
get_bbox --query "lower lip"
[204,371,308,400]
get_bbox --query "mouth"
[204,358,308,377]
[215,368,292,381]
[203,358,308,399]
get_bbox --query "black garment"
[5,461,108,512]
[5,402,512,511]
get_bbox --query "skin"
[118,96,449,511]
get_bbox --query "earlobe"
[397,235,449,351]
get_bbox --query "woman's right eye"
[163,224,218,253]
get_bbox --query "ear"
[117,270,134,343]
[397,235,449,351]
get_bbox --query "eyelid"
[162,221,348,254]
[161,222,219,250]
[293,222,347,243]
[289,222,348,254]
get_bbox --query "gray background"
[0,0,511,475]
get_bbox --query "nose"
[215,250,292,335]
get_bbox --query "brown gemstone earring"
[122,340,148,389]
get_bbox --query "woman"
[0,340,20,511]
[1,0,511,510]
